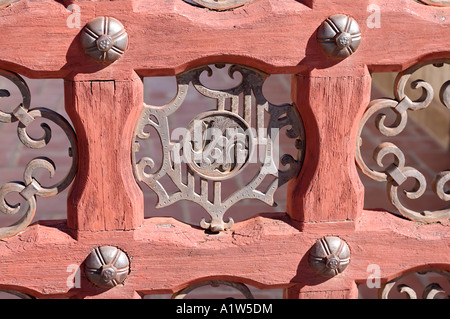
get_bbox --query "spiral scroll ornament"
[133,64,305,232]
[172,280,255,299]
[0,70,78,238]
[184,0,251,10]
[380,269,449,299]
[356,59,450,222]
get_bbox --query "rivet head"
[317,14,361,59]
[81,17,128,63]
[308,236,350,277]
[84,246,130,288]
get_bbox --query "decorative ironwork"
[84,246,130,288]
[0,289,34,299]
[133,64,305,232]
[172,280,255,299]
[380,269,450,299]
[81,17,128,63]
[419,0,450,6]
[356,59,450,223]
[184,0,251,10]
[317,14,361,59]
[308,236,351,277]
[0,0,19,9]
[0,69,78,239]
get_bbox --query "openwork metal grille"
[183,0,251,10]
[356,59,450,223]
[380,269,450,299]
[133,64,304,232]
[172,280,255,299]
[0,70,78,239]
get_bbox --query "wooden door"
[0,0,448,299]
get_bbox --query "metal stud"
[317,14,361,59]
[81,17,128,63]
[308,236,350,277]
[84,246,130,288]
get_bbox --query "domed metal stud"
[308,236,350,277]
[84,246,130,288]
[317,14,361,59]
[81,17,128,63]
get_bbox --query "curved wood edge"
[0,0,449,79]
[0,210,447,298]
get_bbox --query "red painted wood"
[0,0,448,299]
[64,77,144,233]
[0,0,449,79]
[0,212,447,298]
[288,65,370,224]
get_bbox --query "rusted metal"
[355,59,450,223]
[81,17,128,63]
[133,64,305,232]
[0,69,78,239]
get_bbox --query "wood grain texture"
[288,65,370,224]
[0,211,447,298]
[0,0,449,299]
[64,77,144,233]
[0,0,449,80]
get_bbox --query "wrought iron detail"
[380,269,450,299]
[183,0,251,10]
[356,59,450,223]
[308,236,351,277]
[0,289,35,299]
[172,280,255,299]
[419,0,450,6]
[0,69,78,239]
[133,64,305,232]
[81,17,128,63]
[0,0,19,9]
[84,246,130,288]
[317,14,361,59]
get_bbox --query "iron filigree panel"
[380,269,450,299]
[0,70,78,238]
[133,64,304,232]
[183,0,251,10]
[356,59,450,222]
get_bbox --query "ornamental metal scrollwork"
[133,64,305,232]
[356,59,450,223]
[0,69,78,239]
[172,280,255,299]
[418,0,450,6]
[380,269,450,299]
[183,0,251,10]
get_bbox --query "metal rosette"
[308,236,351,277]
[81,17,128,63]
